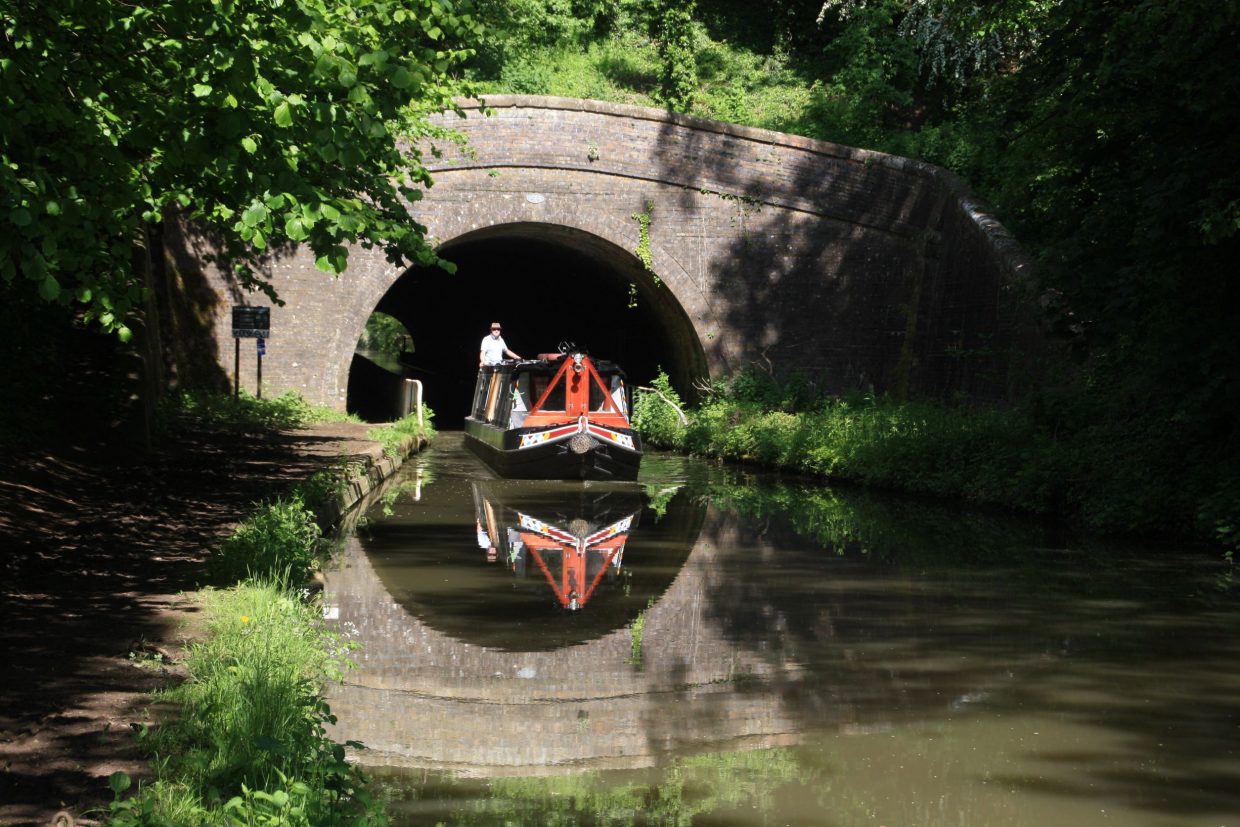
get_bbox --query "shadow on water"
[325,435,1240,826]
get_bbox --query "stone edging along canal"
[312,428,429,532]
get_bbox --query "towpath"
[0,423,407,826]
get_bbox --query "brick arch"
[307,214,714,412]
[435,212,718,348]
[180,96,1035,409]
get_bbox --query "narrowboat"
[463,345,643,480]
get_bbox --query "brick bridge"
[169,95,1032,420]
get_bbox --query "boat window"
[509,375,529,428]
[492,371,514,426]
[531,373,566,412]
[589,375,608,412]
[589,373,628,414]
[471,374,481,417]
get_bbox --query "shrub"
[209,494,322,589]
[632,370,686,448]
[367,405,436,458]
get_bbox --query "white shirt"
[480,333,508,365]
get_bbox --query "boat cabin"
[464,347,642,481]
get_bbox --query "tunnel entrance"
[346,223,706,426]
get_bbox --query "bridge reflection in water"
[322,472,827,775]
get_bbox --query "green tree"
[359,311,412,356]
[978,0,1240,423]
[651,0,698,112]
[1,0,483,338]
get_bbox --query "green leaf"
[45,200,61,216]
[192,83,212,97]
[390,67,414,89]
[9,207,32,227]
[39,273,60,301]
[241,136,257,153]
[339,68,357,88]
[285,215,309,241]
[314,244,348,273]
[241,203,268,227]
[320,202,340,221]
[108,772,132,796]
[24,251,47,280]
[274,101,293,127]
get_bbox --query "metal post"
[403,378,423,427]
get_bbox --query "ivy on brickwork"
[632,200,655,273]
[628,200,661,309]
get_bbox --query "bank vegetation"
[102,393,432,825]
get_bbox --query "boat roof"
[511,351,627,378]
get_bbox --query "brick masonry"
[168,96,1035,410]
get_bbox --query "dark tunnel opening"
[346,223,706,426]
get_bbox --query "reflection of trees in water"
[687,477,1240,821]
[371,748,804,827]
[699,476,1051,566]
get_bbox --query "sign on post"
[232,306,270,338]
[232,306,271,399]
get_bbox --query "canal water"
[323,434,1240,826]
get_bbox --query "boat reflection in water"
[473,481,639,611]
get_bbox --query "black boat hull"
[464,418,642,481]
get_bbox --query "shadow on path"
[0,422,382,826]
